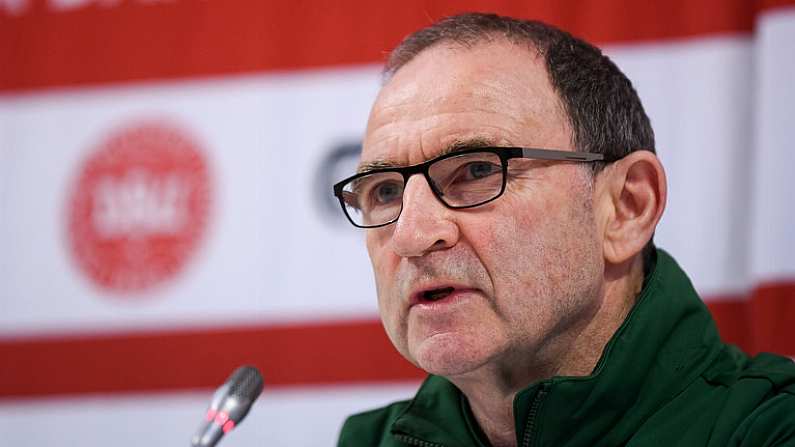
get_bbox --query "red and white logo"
[67,121,212,294]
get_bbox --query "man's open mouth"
[421,287,455,302]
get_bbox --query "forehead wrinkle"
[367,69,519,143]
[362,111,518,169]
[357,135,504,174]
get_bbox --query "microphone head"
[191,365,264,447]
[226,365,265,406]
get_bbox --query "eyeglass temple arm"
[519,148,611,162]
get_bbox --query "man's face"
[362,40,606,378]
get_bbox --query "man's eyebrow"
[440,137,498,155]
[357,137,499,174]
[357,159,398,174]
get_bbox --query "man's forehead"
[359,39,569,171]
[357,136,498,173]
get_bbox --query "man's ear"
[598,151,667,265]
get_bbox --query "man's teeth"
[422,287,455,301]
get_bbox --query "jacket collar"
[390,249,724,447]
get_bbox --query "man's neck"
[450,259,643,447]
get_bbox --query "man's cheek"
[476,213,526,257]
[378,296,411,361]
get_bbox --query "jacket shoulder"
[337,399,412,447]
[706,348,795,391]
[730,383,795,446]
[707,349,795,446]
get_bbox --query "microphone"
[191,365,264,447]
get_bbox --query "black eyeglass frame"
[332,146,618,229]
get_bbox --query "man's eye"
[371,181,403,204]
[464,162,500,180]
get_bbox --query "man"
[334,13,795,447]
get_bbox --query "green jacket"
[338,250,795,446]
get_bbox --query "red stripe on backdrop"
[760,0,795,12]
[2,0,793,92]
[686,282,795,356]
[0,282,793,399]
[0,319,424,399]
[732,281,795,356]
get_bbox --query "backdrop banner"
[1,1,794,445]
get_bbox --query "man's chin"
[410,333,493,377]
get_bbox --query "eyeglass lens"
[341,151,504,227]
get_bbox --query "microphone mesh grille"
[227,366,264,400]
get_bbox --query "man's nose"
[391,174,459,257]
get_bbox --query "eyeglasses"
[332,147,616,228]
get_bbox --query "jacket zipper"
[520,384,550,447]
[394,433,447,447]
[395,384,551,447]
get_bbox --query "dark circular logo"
[314,142,361,226]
